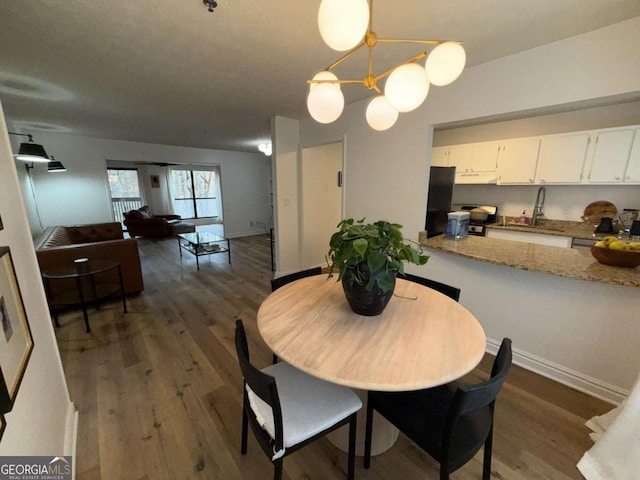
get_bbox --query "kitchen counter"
[485,219,612,241]
[421,234,640,288]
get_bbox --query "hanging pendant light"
[384,63,430,113]
[366,96,399,131]
[318,0,369,52]
[307,82,345,124]
[425,41,467,86]
[307,0,465,130]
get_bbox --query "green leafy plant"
[327,218,429,292]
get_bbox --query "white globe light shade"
[318,0,369,52]
[384,63,430,113]
[425,42,466,86]
[307,82,345,124]
[310,71,340,91]
[366,96,399,131]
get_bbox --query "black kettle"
[595,217,615,234]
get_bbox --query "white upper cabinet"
[497,137,541,184]
[469,141,500,172]
[431,146,450,167]
[535,132,591,184]
[587,128,635,183]
[447,144,473,172]
[625,129,640,183]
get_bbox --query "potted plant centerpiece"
[327,218,428,316]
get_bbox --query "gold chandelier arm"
[373,85,383,95]
[326,42,366,71]
[377,38,463,46]
[373,52,427,81]
[306,79,365,85]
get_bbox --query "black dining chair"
[401,273,461,301]
[271,266,323,291]
[270,267,322,363]
[364,338,512,480]
[235,320,361,480]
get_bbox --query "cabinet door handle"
[615,176,621,181]
[540,179,546,183]
[529,178,533,183]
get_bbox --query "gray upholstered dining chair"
[235,319,362,480]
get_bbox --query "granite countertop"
[421,235,640,288]
[485,218,614,240]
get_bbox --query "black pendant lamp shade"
[9,132,50,162]
[17,141,49,162]
[47,160,66,172]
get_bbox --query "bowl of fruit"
[591,237,640,268]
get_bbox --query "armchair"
[123,205,181,238]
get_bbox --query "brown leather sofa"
[34,222,144,296]
[123,206,181,238]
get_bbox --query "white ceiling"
[1,0,639,153]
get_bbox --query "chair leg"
[347,413,357,480]
[439,466,450,480]
[273,458,283,480]
[272,353,278,364]
[363,393,374,469]
[241,396,248,454]
[483,426,494,480]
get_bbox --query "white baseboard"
[486,337,627,406]
[65,402,78,479]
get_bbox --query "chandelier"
[307,0,466,131]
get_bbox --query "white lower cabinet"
[486,229,573,248]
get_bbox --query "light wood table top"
[257,276,486,392]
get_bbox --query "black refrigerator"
[425,166,456,238]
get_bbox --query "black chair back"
[271,267,322,291]
[235,320,285,456]
[401,273,461,301]
[442,339,512,472]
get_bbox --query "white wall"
[0,104,76,455]
[10,133,272,239]
[272,116,302,275]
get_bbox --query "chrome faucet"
[531,187,546,227]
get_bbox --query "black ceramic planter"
[341,267,397,316]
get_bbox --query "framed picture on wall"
[0,247,34,414]
[150,175,160,188]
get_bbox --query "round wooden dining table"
[257,275,487,455]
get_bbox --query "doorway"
[300,141,344,268]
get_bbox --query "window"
[107,168,143,223]
[170,168,222,220]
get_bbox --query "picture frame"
[0,247,34,414]
[150,175,160,188]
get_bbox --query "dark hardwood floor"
[54,233,609,479]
